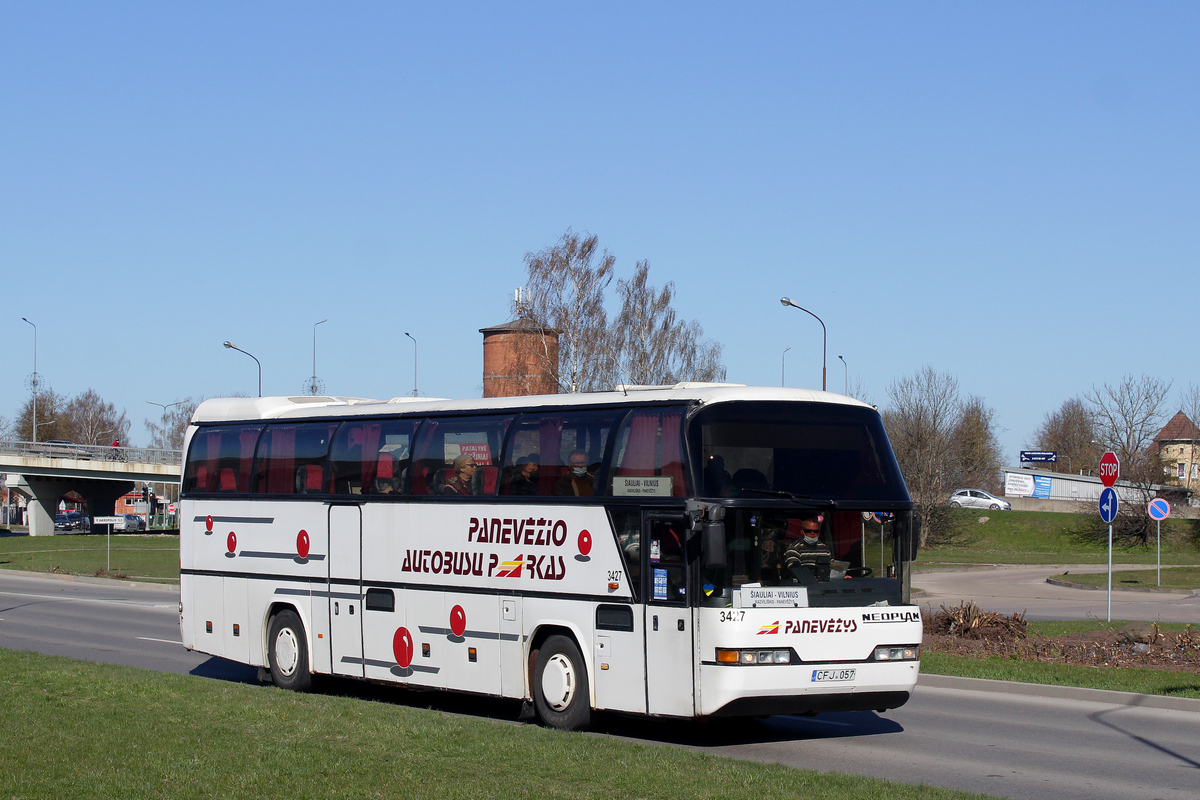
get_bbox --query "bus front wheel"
[268,609,312,692]
[533,634,591,731]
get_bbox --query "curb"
[0,568,179,593]
[918,672,1200,714]
[1045,577,1195,595]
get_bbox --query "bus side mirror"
[702,521,726,569]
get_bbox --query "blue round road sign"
[1099,487,1118,523]
[1148,498,1171,521]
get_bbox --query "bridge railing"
[0,440,182,467]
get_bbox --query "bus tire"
[268,609,312,692]
[533,634,591,731]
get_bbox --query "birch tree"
[614,261,724,385]
[514,230,725,392]
[515,230,614,392]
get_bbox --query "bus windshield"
[689,401,914,608]
[690,401,908,504]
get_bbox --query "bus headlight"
[716,649,792,664]
[873,646,919,661]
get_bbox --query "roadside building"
[1154,411,1200,499]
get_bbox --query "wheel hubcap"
[275,628,299,677]
[541,653,576,711]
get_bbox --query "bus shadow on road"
[591,709,904,746]
[188,657,261,685]
[185,658,905,744]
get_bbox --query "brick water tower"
[479,319,560,398]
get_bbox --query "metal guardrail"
[0,440,182,467]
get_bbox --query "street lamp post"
[781,347,791,387]
[21,317,38,442]
[146,400,183,448]
[309,319,327,395]
[223,341,262,397]
[404,331,418,397]
[838,355,848,395]
[779,298,827,391]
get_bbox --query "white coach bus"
[179,384,921,730]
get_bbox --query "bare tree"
[515,230,726,393]
[1031,397,1101,475]
[949,395,1003,493]
[1086,374,1171,486]
[515,230,615,392]
[14,387,69,442]
[64,388,130,445]
[882,367,961,546]
[614,261,724,385]
[145,397,202,451]
[1085,374,1172,545]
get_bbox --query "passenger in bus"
[509,456,539,495]
[440,455,479,495]
[703,455,732,496]
[783,514,832,582]
[554,449,594,496]
[758,516,787,583]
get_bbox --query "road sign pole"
[1107,522,1112,622]
[1157,519,1161,587]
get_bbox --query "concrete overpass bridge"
[1,441,182,537]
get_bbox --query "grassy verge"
[922,619,1200,698]
[0,533,178,582]
[1048,566,1200,591]
[0,648,994,800]
[920,651,1200,699]
[916,510,1200,566]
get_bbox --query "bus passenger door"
[643,514,695,717]
[328,503,364,677]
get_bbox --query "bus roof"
[191,383,874,424]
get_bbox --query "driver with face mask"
[783,513,833,582]
[554,449,595,497]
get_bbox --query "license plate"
[811,668,855,682]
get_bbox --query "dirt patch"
[924,603,1200,674]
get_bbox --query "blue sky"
[2,2,1197,462]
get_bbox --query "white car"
[948,488,1011,511]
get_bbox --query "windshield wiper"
[736,487,836,507]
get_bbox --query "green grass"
[0,533,178,581]
[1026,619,1196,637]
[920,651,1200,699]
[915,510,1200,566]
[0,648,996,800]
[1047,566,1200,591]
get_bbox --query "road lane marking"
[0,589,176,611]
[137,636,183,645]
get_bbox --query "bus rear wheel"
[533,634,591,731]
[268,609,312,692]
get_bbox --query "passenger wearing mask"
[783,514,833,582]
[554,449,594,497]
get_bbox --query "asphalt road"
[915,564,1200,622]
[1,569,1198,800]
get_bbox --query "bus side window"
[328,419,417,496]
[410,415,513,497]
[610,409,688,498]
[499,409,623,497]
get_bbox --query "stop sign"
[1099,451,1119,487]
